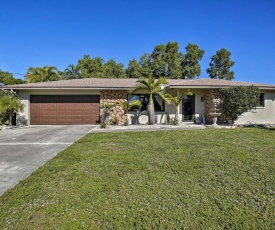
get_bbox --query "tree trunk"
[174,108,179,125]
[9,114,12,126]
[147,101,155,125]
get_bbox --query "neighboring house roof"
[1,78,275,90]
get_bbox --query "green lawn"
[0,128,274,229]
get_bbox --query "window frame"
[127,94,165,112]
[257,93,265,108]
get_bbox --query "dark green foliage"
[136,42,204,79]
[139,53,152,77]
[125,59,142,78]
[181,43,205,79]
[103,59,125,78]
[77,55,126,78]
[99,122,107,128]
[63,64,81,79]
[0,129,274,229]
[165,42,183,79]
[139,42,183,78]
[219,86,260,122]
[0,70,25,85]
[150,44,167,78]
[207,48,235,80]
[77,55,105,78]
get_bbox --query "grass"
[0,128,274,229]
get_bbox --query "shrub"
[219,86,260,122]
[99,122,107,128]
[110,116,118,125]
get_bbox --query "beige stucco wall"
[193,89,205,123]
[236,91,275,124]
[164,89,205,123]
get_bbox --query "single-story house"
[1,78,275,125]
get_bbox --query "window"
[258,93,265,107]
[128,94,165,111]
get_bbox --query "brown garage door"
[30,95,100,125]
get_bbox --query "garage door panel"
[83,110,93,115]
[57,104,69,109]
[65,110,74,116]
[48,118,58,124]
[41,118,51,124]
[73,104,84,109]
[74,110,83,116]
[83,119,93,123]
[30,95,100,125]
[31,118,41,124]
[73,119,84,123]
[41,110,56,116]
[31,110,40,116]
[56,111,66,116]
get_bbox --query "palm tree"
[25,66,61,83]
[0,91,24,126]
[131,74,168,125]
[164,92,193,125]
[64,64,81,79]
[118,100,142,125]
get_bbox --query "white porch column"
[177,90,182,123]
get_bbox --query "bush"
[219,86,260,122]
[99,122,107,128]
[110,116,118,125]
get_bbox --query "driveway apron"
[0,125,94,196]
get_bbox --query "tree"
[0,70,25,85]
[126,59,142,78]
[64,64,81,79]
[164,92,193,125]
[165,42,182,79]
[181,43,205,79]
[103,59,125,78]
[207,48,235,80]
[77,55,104,78]
[150,44,167,78]
[219,86,260,123]
[0,90,24,126]
[139,53,152,77]
[138,42,204,79]
[131,74,168,125]
[25,66,61,83]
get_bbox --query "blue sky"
[1,0,275,84]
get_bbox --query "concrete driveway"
[0,125,95,196]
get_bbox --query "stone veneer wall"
[204,89,225,124]
[100,90,128,125]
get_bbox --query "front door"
[182,94,195,122]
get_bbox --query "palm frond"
[154,77,168,88]
[130,84,148,94]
